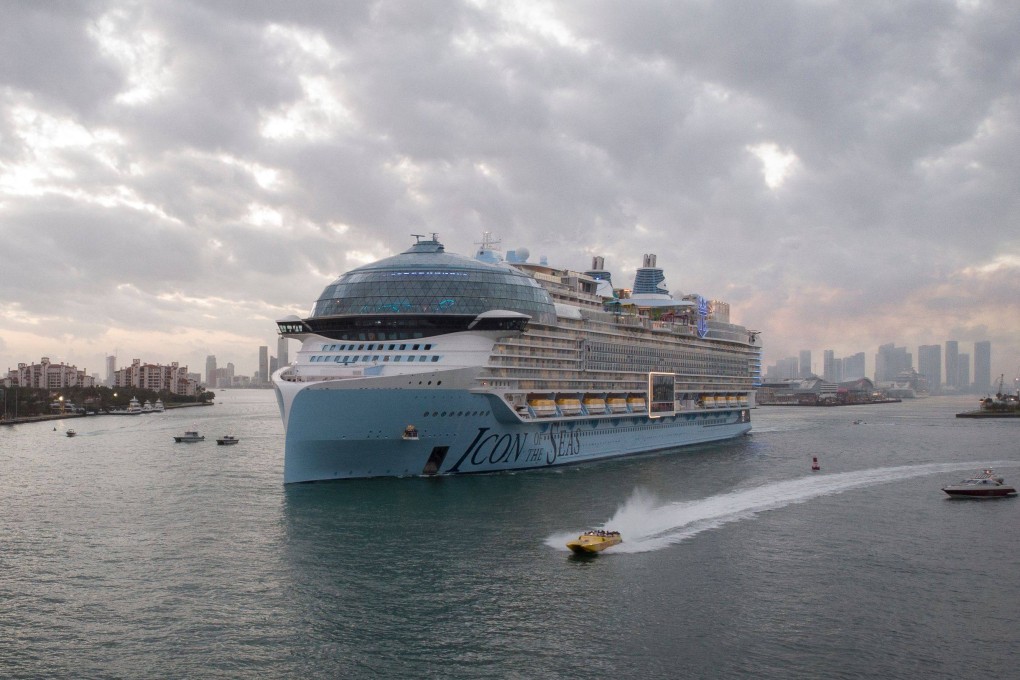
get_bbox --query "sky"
[1,0,1018,386]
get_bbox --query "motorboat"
[66,429,77,437]
[942,470,1016,498]
[174,430,205,443]
[216,436,239,445]
[566,530,622,554]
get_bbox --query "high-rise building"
[799,350,812,378]
[918,345,942,395]
[958,353,970,389]
[765,357,800,381]
[105,355,117,387]
[823,350,836,382]
[842,352,866,380]
[875,344,912,383]
[973,341,991,392]
[277,336,290,368]
[259,346,269,385]
[205,355,217,387]
[945,341,959,389]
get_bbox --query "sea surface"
[2,391,1018,679]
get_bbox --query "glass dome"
[310,237,556,325]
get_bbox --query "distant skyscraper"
[958,353,970,389]
[206,355,217,387]
[842,352,866,380]
[799,350,812,378]
[259,346,269,385]
[823,350,836,382]
[277,336,289,368]
[945,341,959,389]
[875,343,911,383]
[918,345,942,395]
[973,341,991,392]
[105,355,117,387]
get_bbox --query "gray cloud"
[1,0,1018,380]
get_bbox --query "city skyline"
[2,3,1018,381]
[767,338,1001,392]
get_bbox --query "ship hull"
[278,381,750,483]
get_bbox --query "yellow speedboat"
[566,530,622,554]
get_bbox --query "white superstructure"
[273,235,760,482]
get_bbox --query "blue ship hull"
[280,386,750,482]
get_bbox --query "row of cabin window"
[320,342,434,351]
[310,355,441,364]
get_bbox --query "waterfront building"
[766,356,800,381]
[113,359,198,396]
[105,355,116,387]
[206,355,217,387]
[918,344,942,395]
[973,341,991,392]
[758,377,876,405]
[259,346,269,386]
[795,350,811,377]
[945,340,959,389]
[6,357,95,389]
[875,344,911,383]
[277,336,290,368]
[823,350,838,382]
[842,352,866,380]
[958,353,970,390]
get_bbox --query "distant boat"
[141,400,153,413]
[174,430,205,443]
[216,436,239,445]
[66,429,77,437]
[153,399,165,413]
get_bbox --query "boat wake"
[546,461,1019,553]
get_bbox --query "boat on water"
[942,470,1016,498]
[566,530,622,554]
[216,435,239,445]
[111,396,143,415]
[153,399,165,413]
[66,429,76,437]
[174,431,205,443]
[271,234,761,482]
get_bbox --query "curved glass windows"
[308,240,556,326]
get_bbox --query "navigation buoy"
[811,456,820,471]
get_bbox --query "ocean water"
[2,392,1018,679]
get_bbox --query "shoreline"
[1,401,213,426]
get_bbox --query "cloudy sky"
[2,0,1018,385]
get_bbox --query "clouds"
[1,0,1018,381]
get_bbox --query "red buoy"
[811,456,820,471]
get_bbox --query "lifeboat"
[583,397,607,414]
[607,397,628,413]
[739,395,750,407]
[528,399,557,417]
[701,396,716,409]
[726,396,738,408]
[556,397,583,416]
[567,530,622,554]
[626,396,646,412]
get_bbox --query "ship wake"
[547,461,1018,553]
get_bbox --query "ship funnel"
[592,256,605,270]
[643,254,657,268]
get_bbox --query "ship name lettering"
[448,428,531,472]
[548,428,582,464]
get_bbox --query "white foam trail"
[547,461,1018,553]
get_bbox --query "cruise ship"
[272,234,761,482]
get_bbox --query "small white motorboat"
[174,430,205,443]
